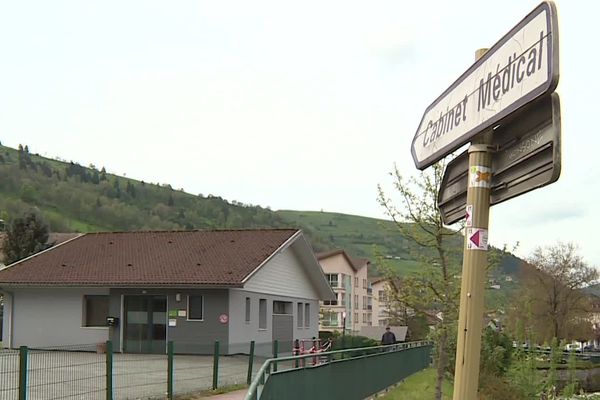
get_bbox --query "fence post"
[272,340,278,372]
[247,341,255,385]
[106,341,113,400]
[167,341,174,399]
[18,346,28,400]
[212,340,220,390]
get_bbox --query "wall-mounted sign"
[219,314,229,324]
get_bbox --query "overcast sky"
[0,0,597,266]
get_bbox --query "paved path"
[201,388,247,399]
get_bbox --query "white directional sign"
[411,1,559,170]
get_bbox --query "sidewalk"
[200,388,248,400]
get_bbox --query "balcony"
[367,305,372,311]
[367,288,373,295]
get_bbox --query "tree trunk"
[435,327,447,400]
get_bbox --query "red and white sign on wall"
[219,314,229,324]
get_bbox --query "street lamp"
[342,311,347,337]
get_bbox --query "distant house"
[316,249,372,334]
[371,278,391,327]
[0,229,334,355]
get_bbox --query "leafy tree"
[377,162,462,400]
[5,212,50,264]
[506,242,597,342]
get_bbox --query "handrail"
[244,340,432,400]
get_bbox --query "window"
[354,294,358,309]
[245,297,251,323]
[354,312,358,323]
[259,299,267,329]
[304,303,310,327]
[378,290,386,303]
[326,274,339,288]
[363,313,367,323]
[297,303,304,328]
[354,277,359,287]
[273,301,292,314]
[341,293,346,306]
[363,279,367,289]
[188,295,204,320]
[323,300,338,306]
[322,311,338,327]
[363,296,367,310]
[84,295,109,327]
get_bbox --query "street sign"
[411,1,559,170]
[438,92,561,225]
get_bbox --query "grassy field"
[378,368,453,400]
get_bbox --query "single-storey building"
[0,229,334,356]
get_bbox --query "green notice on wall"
[168,310,178,318]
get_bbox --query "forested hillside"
[0,144,287,232]
[0,142,523,283]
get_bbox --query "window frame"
[297,302,304,328]
[187,295,205,321]
[245,297,251,323]
[259,298,267,330]
[82,295,109,328]
[304,303,310,327]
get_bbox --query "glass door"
[123,296,167,353]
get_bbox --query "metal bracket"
[468,144,497,153]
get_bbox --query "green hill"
[0,143,524,286]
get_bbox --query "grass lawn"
[378,368,453,400]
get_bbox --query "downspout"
[0,288,14,349]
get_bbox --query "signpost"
[411,1,559,170]
[409,2,560,400]
[438,93,561,225]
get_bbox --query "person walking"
[381,326,396,345]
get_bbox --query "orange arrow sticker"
[469,166,492,188]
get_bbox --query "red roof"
[0,229,299,286]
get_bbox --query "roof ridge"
[83,228,300,235]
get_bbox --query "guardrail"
[245,340,432,400]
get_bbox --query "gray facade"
[108,288,229,354]
[3,287,110,349]
[0,231,333,354]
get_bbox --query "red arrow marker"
[469,230,480,247]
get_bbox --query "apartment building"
[371,278,391,327]
[317,249,372,334]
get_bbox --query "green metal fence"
[1,340,431,399]
[0,340,272,400]
[246,341,433,400]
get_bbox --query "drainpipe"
[0,288,14,349]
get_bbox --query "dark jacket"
[381,330,396,345]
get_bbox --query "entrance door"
[123,296,167,353]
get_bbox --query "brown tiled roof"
[0,229,299,286]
